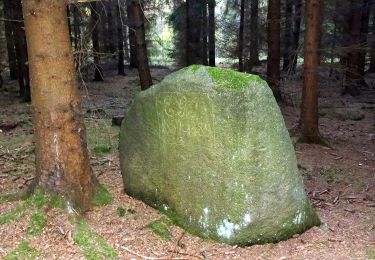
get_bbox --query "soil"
[0,67,374,259]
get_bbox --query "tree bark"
[23,0,98,211]
[282,0,293,71]
[186,0,203,65]
[267,0,281,100]
[3,0,18,80]
[91,2,104,81]
[238,0,245,72]
[343,0,363,96]
[117,3,125,75]
[250,0,260,66]
[128,0,152,90]
[291,0,302,73]
[72,4,80,51]
[105,1,116,56]
[127,4,138,68]
[299,0,322,143]
[358,0,371,77]
[202,0,208,66]
[368,9,375,73]
[329,0,338,77]
[208,0,215,66]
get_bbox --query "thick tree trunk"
[368,10,375,73]
[250,0,260,66]
[282,0,293,71]
[238,0,245,72]
[3,0,18,80]
[291,0,302,73]
[186,0,203,65]
[117,4,125,75]
[23,0,98,211]
[128,0,152,90]
[127,5,138,68]
[267,0,281,100]
[91,2,104,81]
[343,0,363,96]
[208,0,215,66]
[300,0,322,143]
[202,0,208,66]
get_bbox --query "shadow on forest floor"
[0,67,374,259]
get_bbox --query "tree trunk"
[105,1,116,56]
[91,2,104,81]
[282,0,293,71]
[127,5,138,68]
[343,0,363,96]
[368,9,375,73]
[267,0,281,100]
[124,25,130,63]
[299,0,322,143]
[128,0,152,90]
[329,0,338,77]
[291,0,302,73]
[3,0,18,80]
[117,3,125,75]
[202,0,208,66]
[250,0,260,66]
[358,0,371,77]
[72,4,80,51]
[208,0,215,66]
[186,0,203,65]
[238,0,245,72]
[23,0,98,211]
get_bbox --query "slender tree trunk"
[282,0,293,71]
[106,1,116,56]
[299,0,322,143]
[128,0,152,90]
[291,0,302,73]
[91,2,104,81]
[202,0,208,65]
[238,0,245,72]
[117,3,126,75]
[124,25,130,63]
[250,0,259,66]
[368,10,375,73]
[208,0,215,66]
[72,5,80,51]
[127,4,138,68]
[329,0,338,77]
[343,0,363,96]
[23,0,98,211]
[267,0,281,100]
[186,0,203,65]
[3,0,18,79]
[358,0,371,77]
[67,6,73,45]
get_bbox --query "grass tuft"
[4,240,40,260]
[92,185,113,207]
[27,212,47,236]
[147,218,172,240]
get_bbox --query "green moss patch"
[74,218,118,259]
[367,246,375,259]
[116,207,136,217]
[91,185,112,207]
[27,212,47,236]
[85,119,119,157]
[4,240,40,260]
[147,218,173,240]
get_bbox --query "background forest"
[0,0,374,259]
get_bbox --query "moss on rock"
[119,65,320,245]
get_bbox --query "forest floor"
[0,66,374,259]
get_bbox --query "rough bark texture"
[127,4,138,68]
[23,0,98,211]
[300,0,321,143]
[208,0,215,66]
[186,0,203,65]
[3,0,18,80]
[291,0,302,73]
[250,0,260,66]
[267,0,281,100]
[238,0,245,72]
[343,0,363,96]
[128,0,152,90]
[282,0,293,71]
[202,0,208,66]
[117,3,125,75]
[91,2,104,81]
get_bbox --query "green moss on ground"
[73,218,118,260]
[4,240,40,260]
[27,212,47,236]
[147,218,173,240]
[85,119,119,157]
[91,185,112,206]
[367,246,375,259]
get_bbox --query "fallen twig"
[121,246,188,260]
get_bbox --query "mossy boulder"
[119,65,320,245]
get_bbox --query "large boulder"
[119,65,320,245]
